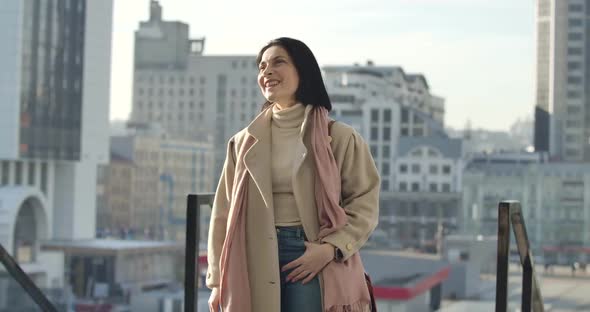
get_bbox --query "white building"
[0,0,113,291]
[130,1,265,175]
[534,0,590,162]
[462,152,590,263]
[324,64,463,250]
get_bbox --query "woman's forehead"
[260,46,290,62]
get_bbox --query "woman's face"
[257,45,300,107]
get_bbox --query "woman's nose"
[262,67,273,76]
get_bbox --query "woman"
[206,37,380,312]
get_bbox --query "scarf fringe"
[326,300,373,312]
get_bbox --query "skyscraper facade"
[535,0,590,162]
[0,0,113,287]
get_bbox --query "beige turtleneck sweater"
[271,103,305,226]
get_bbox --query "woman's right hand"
[209,287,220,312]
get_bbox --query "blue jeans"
[276,226,322,312]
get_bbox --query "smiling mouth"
[265,81,280,89]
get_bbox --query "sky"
[109,0,536,131]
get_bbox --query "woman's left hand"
[282,242,334,284]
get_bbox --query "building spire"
[149,0,162,22]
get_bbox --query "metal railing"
[0,243,58,312]
[185,193,215,312]
[495,201,544,312]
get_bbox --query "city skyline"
[110,0,535,132]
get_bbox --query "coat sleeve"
[206,138,236,289]
[321,129,380,261]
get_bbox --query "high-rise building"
[324,63,463,250]
[0,0,113,288]
[534,0,590,162]
[130,1,265,175]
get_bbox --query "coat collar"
[243,104,314,210]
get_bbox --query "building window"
[382,145,390,158]
[442,183,451,192]
[568,32,583,41]
[15,161,22,185]
[568,91,581,99]
[381,180,390,191]
[399,164,408,173]
[567,62,582,70]
[429,183,438,192]
[568,76,582,85]
[382,163,390,175]
[370,145,378,157]
[41,162,47,193]
[401,108,409,123]
[568,47,583,55]
[371,109,379,122]
[429,165,438,174]
[28,163,35,185]
[569,18,583,27]
[200,77,206,84]
[411,182,420,192]
[411,164,420,174]
[384,109,392,122]
[401,128,409,136]
[383,127,391,140]
[1,161,9,185]
[370,127,379,141]
[443,165,451,175]
[399,182,407,192]
[569,4,583,12]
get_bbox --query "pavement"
[440,264,590,311]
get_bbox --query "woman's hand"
[208,287,220,312]
[282,242,334,284]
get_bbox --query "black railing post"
[185,194,198,312]
[185,193,214,312]
[0,243,58,312]
[495,201,544,312]
[495,202,510,312]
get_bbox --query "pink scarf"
[219,106,371,312]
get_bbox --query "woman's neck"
[273,99,298,111]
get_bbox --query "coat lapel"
[244,108,274,212]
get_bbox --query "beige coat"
[206,105,380,311]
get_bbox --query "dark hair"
[256,37,332,111]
